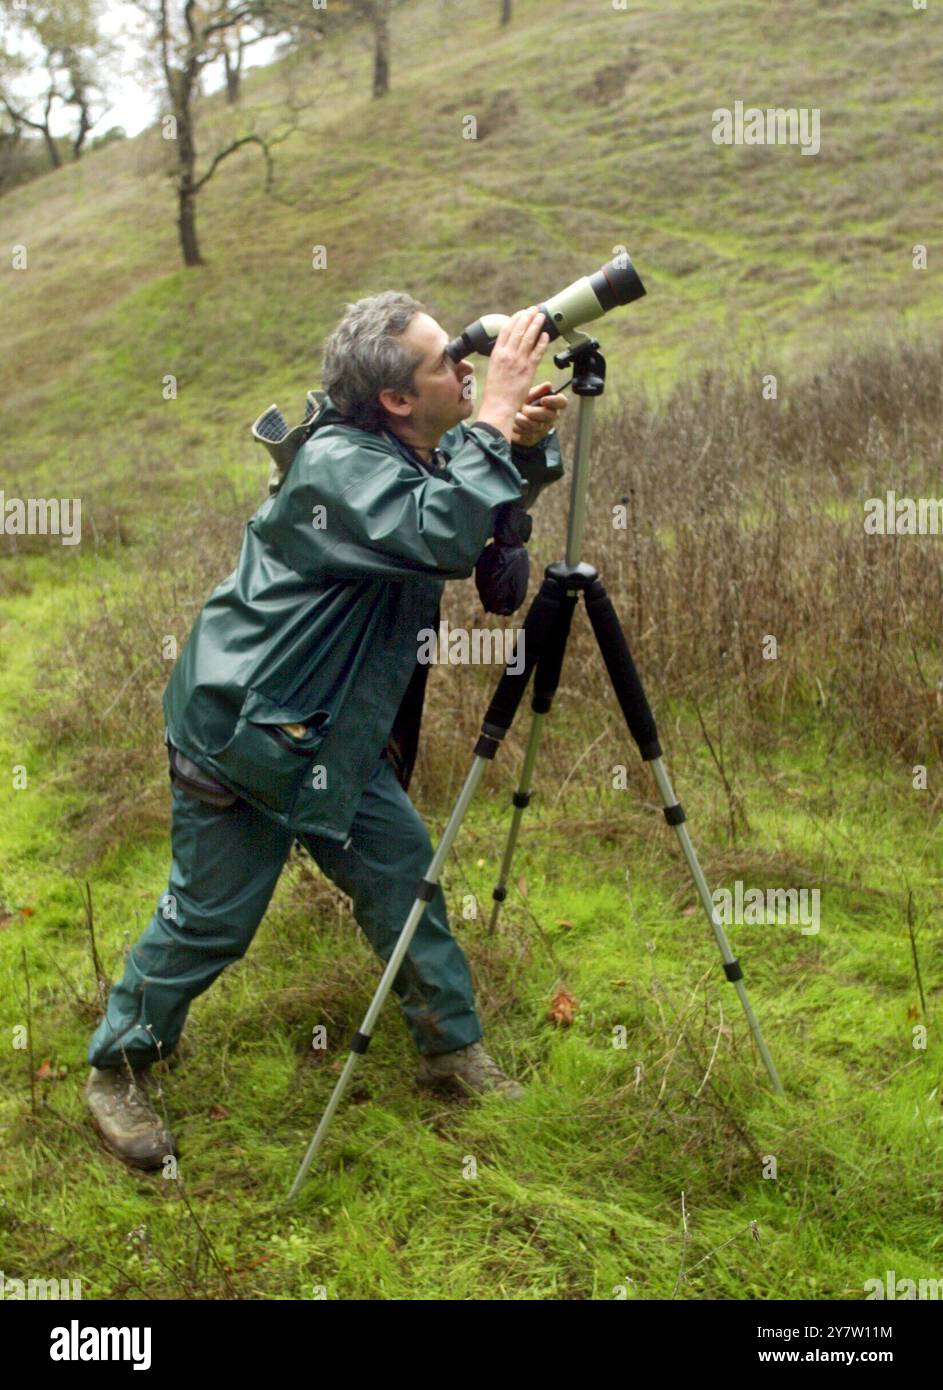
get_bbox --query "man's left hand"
[510,381,568,448]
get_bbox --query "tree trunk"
[372,3,389,98]
[72,102,92,160]
[177,188,203,266]
[501,0,512,24]
[224,49,242,104]
[175,89,203,267]
[42,124,61,169]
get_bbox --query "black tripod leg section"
[485,569,580,930]
[583,578,661,762]
[530,583,578,716]
[583,579,784,1093]
[482,572,565,736]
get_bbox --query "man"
[85,295,566,1169]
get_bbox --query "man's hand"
[511,381,568,448]
[477,307,551,442]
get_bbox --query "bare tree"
[221,29,244,102]
[0,0,111,168]
[141,2,305,266]
[500,0,512,25]
[352,0,391,98]
[61,43,98,158]
[263,1,396,100]
[218,18,282,103]
[286,0,390,98]
[0,97,22,189]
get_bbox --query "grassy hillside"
[1,0,940,520]
[0,0,941,1303]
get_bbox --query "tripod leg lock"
[722,959,744,983]
[492,886,507,903]
[663,802,686,826]
[350,1031,371,1054]
[415,879,436,903]
[474,732,501,760]
[512,790,532,809]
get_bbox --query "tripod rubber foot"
[722,959,744,983]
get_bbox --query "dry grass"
[28,332,943,863]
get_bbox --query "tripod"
[288,336,783,1199]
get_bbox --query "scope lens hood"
[590,256,646,309]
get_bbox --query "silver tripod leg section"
[649,757,784,1094]
[565,394,595,568]
[288,755,492,1196]
[487,713,547,931]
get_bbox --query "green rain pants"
[87,750,484,1069]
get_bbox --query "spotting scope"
[444,252,646,361]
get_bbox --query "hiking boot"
[85,1065,178,1171]
[415,1042,525,1100]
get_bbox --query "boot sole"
[87,1110,179,1172]
[415,1072,523,1100]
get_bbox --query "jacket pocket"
[210,688,332,815]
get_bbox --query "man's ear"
[377,386,413,421]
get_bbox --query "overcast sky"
[6,2,283,140]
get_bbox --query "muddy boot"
[415,1042,525,1099]
[85,1065,178,1171]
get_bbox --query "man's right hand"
[476,307,551,443]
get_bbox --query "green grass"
[0,0,941,1301]
[1,548,941,1299]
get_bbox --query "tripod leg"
[288,738,498,1196]
[583,576,784,1094]
[483,567,581,930]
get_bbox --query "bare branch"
[191,130,270,192]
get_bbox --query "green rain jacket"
[163,393,563,845]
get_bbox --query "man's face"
[378,312,475,443]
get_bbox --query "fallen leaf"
[35,1059,67,1081]
[224,1252,274,1276]
[517,876,528,899]
[556,919,574,930]
[682,906,696,917]
[20,907,35,916]
[209,1104,228,1120]
[907,1005,919,1021]
[547,987,578,1026]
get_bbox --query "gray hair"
[321,290,427,433]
